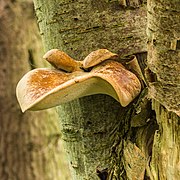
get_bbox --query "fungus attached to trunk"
[16,49,141,112]
[83,49,118,68]
[43,49,82,72]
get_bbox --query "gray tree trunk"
[33,0,179,179]
[0,1,70,179]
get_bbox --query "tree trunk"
[33,0,179,179]
[0,1,70,179]
[147,0,180,179]
[33,0,151,179]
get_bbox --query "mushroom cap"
[43,49,82,72]
[16,60,141,112]
[83,49,118,68]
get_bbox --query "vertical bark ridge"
[147,0,180,116]
[150,101,180,180]
[147,0,180,179]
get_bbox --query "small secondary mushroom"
[83,49,118,68]
[16,49,141,112]
[43,49,82,72]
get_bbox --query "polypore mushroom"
[83,49,118,68]
[16,49,141,112]
[43,49,82,72]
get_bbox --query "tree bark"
[33,0,151,179]
[0,1,70,179]
[147,0,180,179]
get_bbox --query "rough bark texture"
[0,1,70,179]
[150,101,180,180]
[34,0,147,56]
[147,0,180,179]
[147,0,180,116]
[33,0,150,179]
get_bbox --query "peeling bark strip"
[147,0,180,116]
[150,100,180,180]
[123,141,146,180]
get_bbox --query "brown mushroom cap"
[16,60,141,112]
[83,49,118,68]
[92,61,141,107]
[43,49,82,72]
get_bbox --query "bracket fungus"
[16,49,141,112]
[83,49,118,68]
